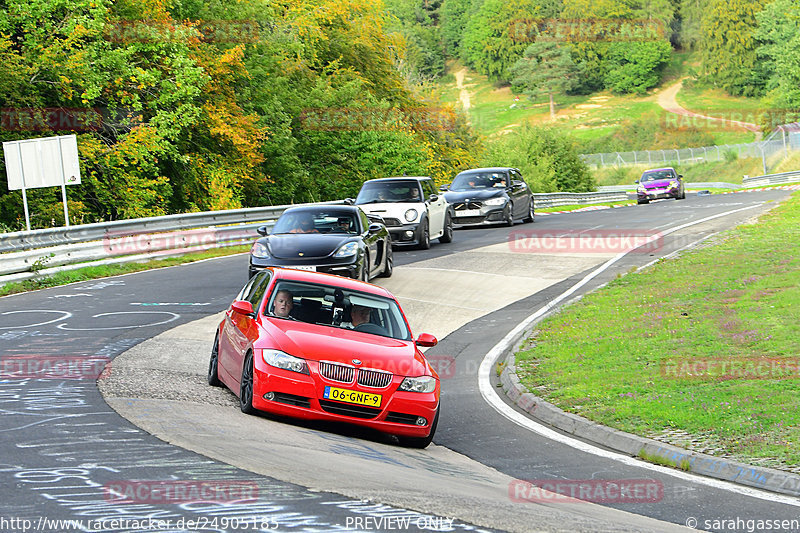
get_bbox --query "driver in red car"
[341,304,371,329]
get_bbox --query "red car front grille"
[357,368,392,388]
[318,361,355,383]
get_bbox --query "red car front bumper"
[251,356,439,438]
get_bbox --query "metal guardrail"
[598,182,742,192]
[741,170,800,188]
[0,190,657,284]
[0,203,301,254]
[532,191,627,208]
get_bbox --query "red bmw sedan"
[209,267,440,447]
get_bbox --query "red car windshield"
[265,280,412,341]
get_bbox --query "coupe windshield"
[356,180,423,204]
[450,172,508,191]
[271,210,358,235]
[265,280,411,340]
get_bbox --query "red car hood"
[258,319,432,377]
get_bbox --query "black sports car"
[443,167,534,226]
[248,205,393,281]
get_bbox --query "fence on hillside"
[580,124,800,170]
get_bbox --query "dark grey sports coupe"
[248,205,393,281]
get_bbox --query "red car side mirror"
[415,333,438,347]
[231,300,256,318]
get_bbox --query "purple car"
[636,168,685,204]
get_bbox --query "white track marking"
[479,202,800,505]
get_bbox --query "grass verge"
[0,245,249,298]
[515,192,800,469]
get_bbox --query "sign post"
[3,134,81,231]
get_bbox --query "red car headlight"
[261,349,309,375]
[398,376,437,393]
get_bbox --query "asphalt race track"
[1,190,798,533]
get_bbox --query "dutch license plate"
[289,265,316,271]
[323,386,382,407]
[458,209,481,217]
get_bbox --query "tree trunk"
[549,93,556,120]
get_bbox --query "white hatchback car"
[353,177,453,249]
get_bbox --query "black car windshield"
[450,172,508,191]
[356,180,423,204]
[265,280,411,340]
[641,170,675,182]
[272,210,359,235]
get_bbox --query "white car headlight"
[251,242,270,258]
[484,197,506,206]
[334,241,359,258]
[404,209,418,222]
[398,375,437,393]
[669,180,679,188]
[262,349,309,375]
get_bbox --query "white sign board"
[3,134,81,190]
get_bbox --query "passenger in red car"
[272,289,294,317]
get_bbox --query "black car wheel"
[379,244,393,277]
[360,253,370,282]
[399,408,439,449]
[438,214,454,244]
[638,199,650,205]
[240,351,257,415]
[417,219,430,250]
[208,333,221,387]
[523,197,535,223]
[504,203,514,227]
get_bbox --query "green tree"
[603,39,672,94]
[677,0,708,49]
[511,42,580,118]
[481,125,595,192]
[461,0,540,82]
[699,0,767,96]
[754,0,800,123]
[441,0,472,56]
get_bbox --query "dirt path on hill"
[455,67,470,111]
[657,79,762,140]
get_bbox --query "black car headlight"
[334,241,358,258]
[483,197,506,206]
[398,376,437,393]
[262,349,309,375]
[251,242,270,259]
